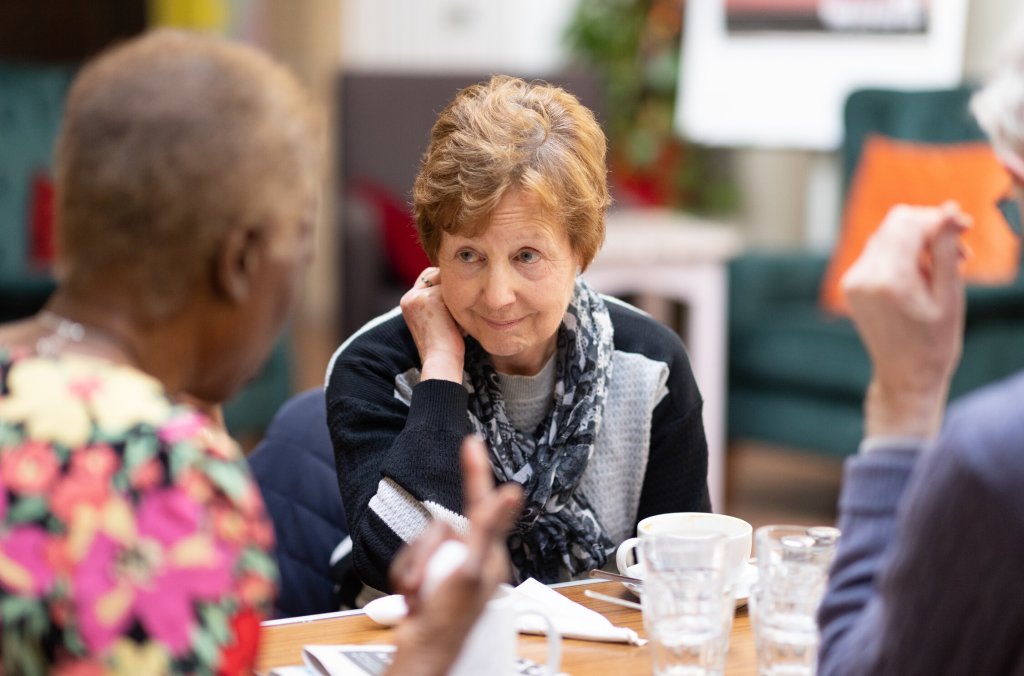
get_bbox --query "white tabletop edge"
[261,578,605,627]
[261,607,367,627]
[548,577,605,589]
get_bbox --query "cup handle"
[514,609,561,675]
[616,537,640,574]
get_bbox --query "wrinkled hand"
[841,202,970,440]
[386,436,523,676]
[400,266,466,383]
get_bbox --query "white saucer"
[622,561,759,606]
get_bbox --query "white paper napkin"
[511,578,647,646]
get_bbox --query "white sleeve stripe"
[368,478,432,543]
[424,501,469,535]
[329,535,353,566]
[367,478,470,544]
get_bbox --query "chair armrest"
[729,251,830,327]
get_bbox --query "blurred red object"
[29,171,55,269]
[349,179,430,286]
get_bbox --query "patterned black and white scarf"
[463,278,615,582]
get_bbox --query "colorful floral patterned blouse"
[0,348,278,675]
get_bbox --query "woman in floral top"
[0,30,320,675]
[0,352,276,674]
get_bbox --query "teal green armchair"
[727,87,1024,458]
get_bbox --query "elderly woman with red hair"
[328,75,711,595]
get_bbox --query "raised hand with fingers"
[387,436,524,676]
[400,266,466,383]
[841,201,971,440]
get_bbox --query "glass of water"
[750,525,841,676]
[640,534,732,676]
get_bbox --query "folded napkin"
[511,578,647,646]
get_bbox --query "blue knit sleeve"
[819,387,1024,674]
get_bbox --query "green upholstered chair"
[223,338,294,442]
[727,86,1024,458]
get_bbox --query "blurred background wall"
[2,0,1024,450]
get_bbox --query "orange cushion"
[820,135,1020,315]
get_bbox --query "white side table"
[583,209,743,512]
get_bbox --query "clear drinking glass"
[640,534,733,676]
[750,525,841,676]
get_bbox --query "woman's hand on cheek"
[401,267,466,383]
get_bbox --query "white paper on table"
[512,578,647,646]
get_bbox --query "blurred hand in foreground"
[387,435,524,676]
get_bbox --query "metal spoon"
[588,569,643,586]
[584,589,643,611]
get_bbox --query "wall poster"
[725,0,929,33]
[677,0,967,149]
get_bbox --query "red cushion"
[350,180,430,287]
[29,172,55,269]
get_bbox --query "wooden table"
[257,580,756,675]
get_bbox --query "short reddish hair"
[413,75,609,270]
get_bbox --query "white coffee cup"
[616,512,753,588]
[448,584,561,676]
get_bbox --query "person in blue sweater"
[817,43,1024,674]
